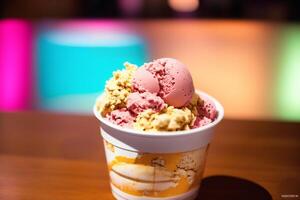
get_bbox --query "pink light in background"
[0,19,32,111]
[118,0,143,17]
[49,20,131,33]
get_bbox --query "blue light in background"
[36,21,148,114]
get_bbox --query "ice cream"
[132,66,160,94]
[98,62,137,117]
[133,58,195,107]
[107,108,135,128]
[134,107,194,131]
[95,58,223,200]
[96,58,217,131]
[127,92,166,115]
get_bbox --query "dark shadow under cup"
[197,175,272,200]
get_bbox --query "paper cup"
[94,91,224,200]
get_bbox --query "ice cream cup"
[94,90,224,200]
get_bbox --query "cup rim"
[94,90,224,137]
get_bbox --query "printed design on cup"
[103,140,208,198]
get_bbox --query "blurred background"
[1,0,300,121]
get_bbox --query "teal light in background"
[275,26,300,121]
[36,21,148,114]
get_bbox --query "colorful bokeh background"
[0,1,300,121]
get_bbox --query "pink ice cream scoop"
[192,116,212,128]
[192,95,218,128]
[127,92,165,115]
[132,67,160,94]
[198,95,217,120]
[107,108,135,128]
[133,58,195,107]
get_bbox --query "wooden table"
[0,112,299,200]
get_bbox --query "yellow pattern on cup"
[104,140,206,198]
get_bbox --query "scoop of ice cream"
[107,108,135,128]
[127,92,166,115]
[96,58,218,131]
[186,93,204,116]
[192,116,212,128]
[198,95,217,120]
[134,106,195,131]
[186,93,217,128]
[97,62,137,116]
[132,67,160,93]
[133,58,195,107]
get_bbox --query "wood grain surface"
[0,112,299,200]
